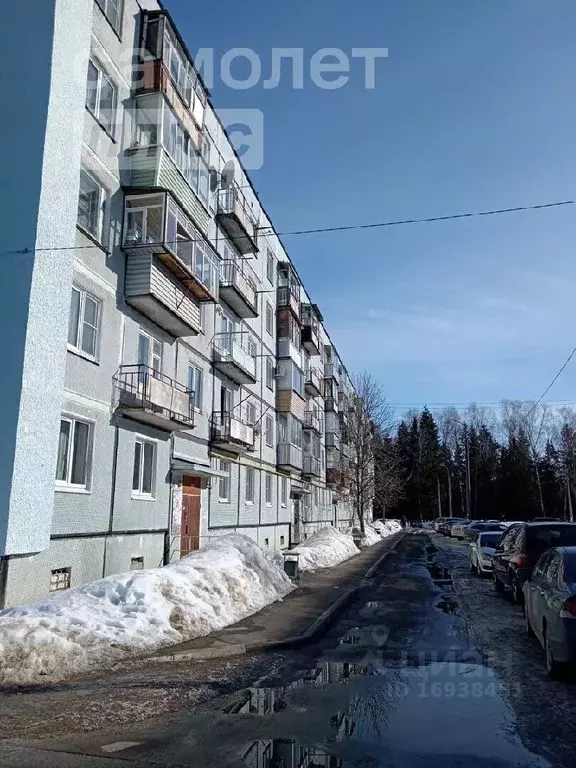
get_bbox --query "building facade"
[0,0,362,607]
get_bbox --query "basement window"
[130,556,144,571]
[50,568,71,592]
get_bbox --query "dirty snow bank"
[0,534,294,685]
[372,519,402,537]
[360,523,382,546]
[293,526,360,571]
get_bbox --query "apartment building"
[0,0,362,607]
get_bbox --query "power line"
[528,345,576,415]
[0,198,573,260]
[389,399,576,409]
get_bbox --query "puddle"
[436,596,459,615]
[428,564,452,582]
[338,625,390,648]
[239,662,549,768]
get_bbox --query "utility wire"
[527,345,576,416]
[0,199,573,260]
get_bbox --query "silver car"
[469,530,503,576]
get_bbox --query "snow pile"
[372,519,403,537]
[293,526,360,571]
[361,523,382,547]
[0,534,294,685]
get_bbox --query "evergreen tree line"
[378,402,576,522]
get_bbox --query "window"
[161,104,210,206]
[138,330,162,374]
[132,439,156,496]
[266,357,274,390]
[264,538,270,547]
[291,418,302,448]
[292,366,304,397]
[266,302,274,336]
[219,460,231,501]
[95,0,123,35]
[265,474,273,505]
[130,556,144,571]
[77,169,106,242]
[188,365,203,411]
[281,477,287,506]
[267,251,275,284]
[245,467,255,503]
[67,287,101,359]
[86,58,117,136]
[280,535,285,546]
[56,417,92,488]
[50,568,71,592]
[265,415,274,447]
[246,401,256,425]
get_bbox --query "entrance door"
[181,475,201,556]
[292,496,302,545]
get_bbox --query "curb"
[150,531,407,664]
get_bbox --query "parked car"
[463,521,506,542]
[438,518,467,536]
[469,531,503,576]
[451,520,472,539]
[532,517,562,523]
[433,517,448,532]
[523,546,576,678]
[493,522,576,604]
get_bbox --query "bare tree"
[349,372,397,534]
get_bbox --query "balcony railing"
[216,187,259,254]
[325,396,337,412]
[277,443,303,470]
[212,333,257,384]
[304,367,322,396]
[301,304,321,356]
[303,411,323,433]
[211,412,254,451]
[325,432,341,449]
[277,285,301,320]
[123,192,218,302]
[302,454,321,477]
[113,364,194,430]
[219,260,258,318]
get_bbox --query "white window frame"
[219,460,231,502]
[86,57,118,137]
[281,476,288,507]
[77,168,106,243]
[267,251,275,284]
[245,467,255,504]
[138,329,163,374]
[50,568,71,592]
[188,364,203,411]
[266,357,274,390]
[67,286,101,361]
[95,0,123,36]
[246,401,256,425]
[132,437,157,498]
[265,473,273,506]
[55,416,94,491]
[265,415,274,447]
[265,301,274,336]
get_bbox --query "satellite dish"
[209,167,219,193]
[221,161,235,190]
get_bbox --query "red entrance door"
[181,475,201,556]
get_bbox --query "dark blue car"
[523,546,576,678]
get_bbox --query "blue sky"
[168,0,576,411]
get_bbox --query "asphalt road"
[1,532,574,767]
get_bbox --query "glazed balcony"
[212,333,257,385]
[325,432,341,449]
[302,454,321,478]
[216,187,259,254]
[277,443,303,472]
[113,365,194,431]
[219,260,259,318]
[301,304,321,356]
[211,412,254,452]
[324,363,339,382]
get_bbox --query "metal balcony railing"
[113,364,194,429]
[212,333,257,382]
[277,285,301,318]
[277,442,303,470]
[219,260,258,316]
[217,187,258,253]
[302,454,321,477]
[303,411,323,433]
[324,363,339,381]
[305,367,322,394]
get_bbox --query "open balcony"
[304,367,322,397]
[301,304,322,356]
[211,412,254,452]
[324,363,339,382]
[277,263,301,319]
[216,187,259,254]
[113,365,194,431]
[302,454,321,478]
[212,333,257,385]
[303,411,323,434]
[325,432,341,449]
[277,443,303,472]
[219,260,258,318]
[324,396,337,412]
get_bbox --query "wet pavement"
[0,532,568,767]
